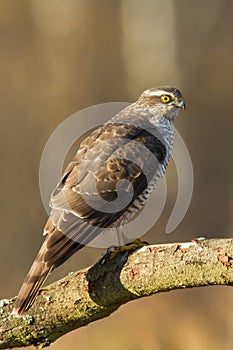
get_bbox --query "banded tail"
[12,229,83,317]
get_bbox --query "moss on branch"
[0,238,233,349]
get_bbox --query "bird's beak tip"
[177,100,186,111]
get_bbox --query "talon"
[125,239,150,247]
[99,239,150,264]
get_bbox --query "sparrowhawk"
[13,86,185,316]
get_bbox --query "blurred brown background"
[0,1,232,349]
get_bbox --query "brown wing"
[13,122,166,316]
[50,122,166,227]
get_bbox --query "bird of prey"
[13,86,185,316]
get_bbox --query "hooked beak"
[176,98,186,110]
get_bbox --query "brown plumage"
[12,86,185,316]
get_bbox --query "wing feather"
[13,119,167,316]
[50,122,166,229]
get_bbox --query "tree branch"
[1,238,233,349]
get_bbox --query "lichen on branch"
[0,238,233,349]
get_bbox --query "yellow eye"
[161,95,171,103]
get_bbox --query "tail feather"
[12,229,83,317]
[12,260,52,317]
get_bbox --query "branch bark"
[1,238,233,349]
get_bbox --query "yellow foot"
[100,239,150,263]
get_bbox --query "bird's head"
[137,86,186,121]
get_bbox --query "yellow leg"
[106,238,150,260]
[99,225,150,264]
[116,226,128,246]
